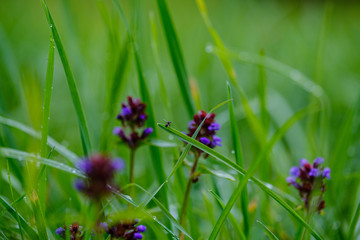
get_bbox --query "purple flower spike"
[300,158,309,167]
[137,225,146,232]
[314,157,324,166]
[134,233,143,239]
[200,137,211,145]
[55,227,65,235]
[208,122,221,131]
[112,158,125,171]
[309,168,319,177]
[323,167,331,179]
[290,166,300,177]
[121,106,132,116]
[213,136,222,146]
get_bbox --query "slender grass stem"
[179,154,200,240]
[129,149,136,195]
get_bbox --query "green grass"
[0,0,360,239]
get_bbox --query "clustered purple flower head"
[287,157,331,212]
[75,154,124,200]
[114,96,153,149]
[101,219,146,240]
[55,222,84,240]
[186,110,222,158]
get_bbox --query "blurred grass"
[0,0,360,239]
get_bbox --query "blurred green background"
[0,0,360,239]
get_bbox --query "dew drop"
[231,150,235,154]
[205,44,213,53]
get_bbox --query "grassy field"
[0,0,360,239]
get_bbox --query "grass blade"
[0,115,78,163]
[40,0,92,155]
[0,196,39,240]
[209,190,246,240]
[0,147,84,177]
[227,82,249,236]
[347,201,360,240]
[158,105,323,240]
[155,0,195,117]
[29,191,48,239]
[256,220,279,240]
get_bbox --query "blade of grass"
[29,190,48,239]
[158,105,322,240]
[196,0,266,147]
[155,0,195,118]
[227,82,249,237]
[0,147,84,177]
[40,0,92,155]
[347,201,360,240]
[0,115,78,163]
[38,31,55,220]
[0,196,39,240]
[209,190,246,240]
[100,39,130,151]
[256,220,279,240]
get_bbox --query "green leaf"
[155,0,195,118]
[227,82,249,236]
[158,104,323,240]
[0,115,78,163]
[347,201,360,240]
[197,164,235,181]
[0,196,39,240]
[148,139,178,148]
[256,220,279,240]
[40,0,92,155]
[0,147,84,177]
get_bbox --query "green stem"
[179,154,200,239]
[129,148,136,195]
[301,212,311,240]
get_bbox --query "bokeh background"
[0,0,360,239]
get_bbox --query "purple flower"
[208,122,221,131]
[188,120,195,128]
[323,167,331,179]
[112,158,125,171]
[113,127,122,136]
[300,158,309,167]
[74,154,123,199]
[141,127,153,138]
[309,168,319,177]
[290,166,300,177]
[55,227,65,235]
[139,114,146,121]
[121,106,132,116]
[74,179,86,191]
[212,136,222,146]
[314,157,324,166]
[200,137,211,145]
[286,176,296,184]
[134,233,143,239]
[100,222,108,230]
[137,225,146,232]
[76,159,92,174]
